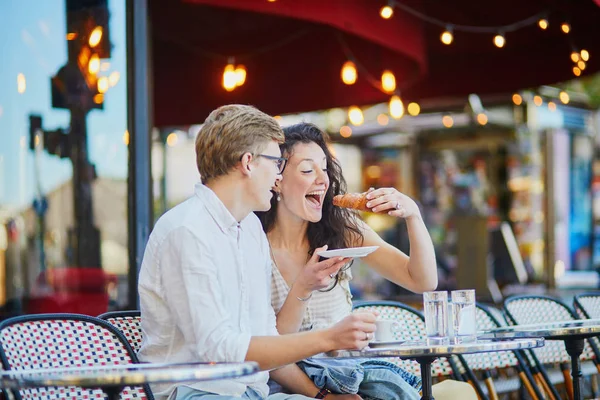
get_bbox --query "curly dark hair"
[256,123,364,289]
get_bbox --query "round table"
[0,361,259,400]
[479,318,600,400]
[322,338,544,400]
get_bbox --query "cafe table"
[320,338,544,400]
[0,361,259,400]
[479,318,600,400]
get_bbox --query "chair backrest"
[461,304,519,371]
[574,292,600,319]
[504,295,596,365]
[352,300,456,378]
[98,311,143,353]
[0,313,152,400]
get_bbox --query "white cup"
[374,319,398,342]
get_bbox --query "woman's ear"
[239,152,253,177]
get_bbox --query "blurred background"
[1,0,600,316]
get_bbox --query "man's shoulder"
[151,197,210,239]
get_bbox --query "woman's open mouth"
[305,190,325,208]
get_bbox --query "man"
[138,104,375,400]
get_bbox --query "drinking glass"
[451,289,477,342]
[423,291,448,344]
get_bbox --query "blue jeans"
[175,386,312,400]
[296,358,421,400]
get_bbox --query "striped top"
[270,262,353,331]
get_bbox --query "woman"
[256,123,439,400]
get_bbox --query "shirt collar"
[195,183,240,232]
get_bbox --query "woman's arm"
[356,188,438,293]
[275,250,349,334]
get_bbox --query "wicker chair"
[0,314,153,400]
[504,295,598,400]
[353,300,485,398]
[99,311,143,353]
[459,304,543,400]
[573,292,600,375]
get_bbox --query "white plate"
[316,246,379,259]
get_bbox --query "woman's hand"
[293,245,351,294]
[365,187,421,220]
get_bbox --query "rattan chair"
[504,295,598,400]
[99,311,143,353]
[459,304,543,400]
[0,313,153,400]
[353,300,486,398]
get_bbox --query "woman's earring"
[277,193,281,202]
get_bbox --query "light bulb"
[88,54,100,74]
[559,91,569,104]
[222,64,237,91]
[377,114,389,126]
[578,60,586,70]
[533,95,543,106]
[440,28,453,45]
[89,26,103,48]
[380,5,393,19]
[348,106,364,126]
[477,113,488,125]
[548,102,557,112]
[381,70,396,93]
[97,77,109,93]
[571,52,580,63]
[407,102,420,116]
[573,66,581,77]
[442,115,453,128]
[234,65,246,86]
[512,94,522,105]
[561,22,571,34]
[341,61,357,85]
[580,49,589,61]
[340,125,352,138]
[389,95,404,119]
[538,19,548,30]
[109,71,120,87]
[494,33,505,48]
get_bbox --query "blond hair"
[195,104,284,183]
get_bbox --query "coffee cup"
[374,319,399,342]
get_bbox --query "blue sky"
[0,0,127,209]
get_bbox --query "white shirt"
[138,183,278,399]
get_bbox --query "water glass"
[423,291,448,344]
[451,289,477,342]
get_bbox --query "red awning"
[150,0,600,126]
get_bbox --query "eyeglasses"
[257,154,288,174]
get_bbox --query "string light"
[17,73,26,94]
[348,106,364,125]
[339,125,352,138]
[109,71,120,87]
[512,94,522,105]
[440,26,453,45]
[548,101,557,112]
[389,95,404,119]
[571,51,580,63]
[477,113,488,125]
[381,70,396,93]
[533,95,543,106]
[341,61,357,85]
[166,132,179,147]
[573,66,581,76]
[537,18,548,30]
[494,33,505,48]
[561,22,571,34]
[577,60,586,71]
[407,102,420,116]
[377,113,389,126]
[89,26,103,48]
[380,5,393,19]
[97,77,109,93]
[88,54,100,74]
[234,65,247,86]
[442,115,454,128]
[559,91,569,104]
[580,49,589,61]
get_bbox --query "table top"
[479,318,600,341]
[0,362,259,390]
[321,338,544,359]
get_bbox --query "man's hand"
[324,312,377,351]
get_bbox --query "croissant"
[333,192,370,212]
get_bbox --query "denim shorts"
[295,357,421,400]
